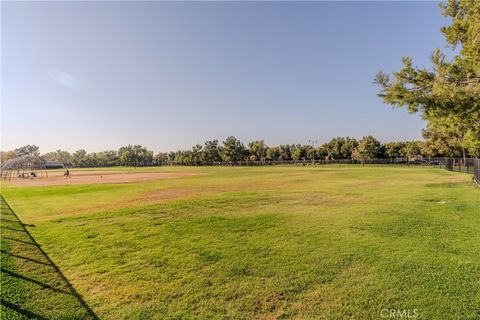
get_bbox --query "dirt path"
[7,170,201,186]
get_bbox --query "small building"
[45,161,64,169]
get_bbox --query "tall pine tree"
[375,0,480,158]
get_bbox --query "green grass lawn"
[1,166,479,319]
[0,197,97,319]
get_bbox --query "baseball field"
[1,166,479,319]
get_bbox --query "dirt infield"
[7,170,201,186]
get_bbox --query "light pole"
[309,139,318,165]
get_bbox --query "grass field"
[1,166,479,319]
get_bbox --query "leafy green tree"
[462,130,480,158]
[154,152,169,165]
[167,152,176,164]
[316,144,328,160]
[341,137,358,159]
[42,152,57,162]
[72,149,88,167]
[323,137,357,160]
[202,140,222,163]
[84,153,97,167]
[191,144,203,165]
[43,150,73,166]
[97,150,119,166]
[384,142,405,159]
[414,140,435,158]
[266,147,281,161]
[422,115,465,157]
[174,150,194,165]
[56,150,72,166]
[291,144,304,161]
[278,145,292,161]
[324,138,343,159]
[401,141,421,164]
[0,150,17,163]
[352,136,382,164]
[174,151,185,165]
[375,0,480,158]
[300,145,311,161]
[120,149,136,166]
[133,145,153,165]
[118,145,152,166]
[14,145,40,157]
[248,140,268,161]
[221,136,245,164]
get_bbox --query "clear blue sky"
[2,1,449,153]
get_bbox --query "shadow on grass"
[0,298,48,320]
[0,250,51,266]
[1,236,37,246]
[0,195,99,319]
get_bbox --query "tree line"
[0,144,153,168]
[0,135,471,168]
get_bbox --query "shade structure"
[0,155,48,181]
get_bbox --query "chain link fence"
[431,157,479,185]
[187,157,479,185]
[475,159,480,185]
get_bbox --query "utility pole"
[309,139,318,165]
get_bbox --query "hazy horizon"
[2,1,448,153]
